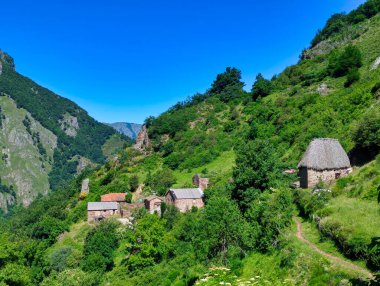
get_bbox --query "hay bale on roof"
[298,138,351,170]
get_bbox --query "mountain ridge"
[106,122,142,140]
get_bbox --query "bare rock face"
[370,56,380,70]
[316,83,331,96]
[133,125,150,152]
[59,113,79,137]
[81,178,90,194]
[76,156,94,173]
[0,61,2,76]
[0,192,15,213]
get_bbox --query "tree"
[232,140,282,211]
[210,67,244,95]
[144,169,176,196]
[251,73,272,101]
[202,196,253,263]
[327,45,362,77]
[344,68,360,87]
[129,175,139,192]
[352,108,380,152]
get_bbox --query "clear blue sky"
[1,0,365,124]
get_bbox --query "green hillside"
[0,1,380,285]
[0,51,127,211]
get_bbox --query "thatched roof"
[298,138,351,170]
[167,188,203,200]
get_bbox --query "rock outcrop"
[370,56,380,70]
[133,125,150,152]
[59,113,79,137]
[0,192,15,213]
[81,178,90,194]
[316,83,331,96]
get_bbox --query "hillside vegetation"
[0,52,127,211]
[0,1,380,285]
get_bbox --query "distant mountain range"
[107,122,142,140]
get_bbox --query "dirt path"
[293,217,374,279]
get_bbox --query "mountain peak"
[0,50,15,72]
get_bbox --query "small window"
[335,173,341,179]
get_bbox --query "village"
[86,137,352,223]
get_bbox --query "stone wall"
[166,192,204,212]
[145,198,163,214]
[87,209,119,223]
[300,167,352,188]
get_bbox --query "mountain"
[106,122,142,139]
[0,50,126,212]
[1,1,380,285]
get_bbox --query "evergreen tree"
[251,73,272,101]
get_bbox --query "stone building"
[165,188,204,212]
[298,138,352,188]
[87,202,119,223]
[144,196,164,214]
[192,174,209,191]
[101,193,126,202]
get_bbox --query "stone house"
[165,188,204,212]
[144,196,164,214]
[192,174,209,191]
[101,193,126,202]
[87,202,119,223]
[298,138,352,188]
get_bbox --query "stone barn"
[192,174,209,191]
[87,202,119,223]
[101,193,126,202]
[144,196,164,214]
[165,188,204,212]
[298,138,352,188]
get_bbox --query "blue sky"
[1,0,365,124]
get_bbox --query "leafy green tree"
[0,263,32,286]
[245,190,294,251]
[202,196,253,263]
[126,214,166,271]
[352,108,380,152]
[82,220,119,272]
[144,169,176,196]
[232,140,282,211]
[252,73,272,101]
[344,68,360,87]
[210,67,244,95]
[129,175,139,192]
[327,45,362,77]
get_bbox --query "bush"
[352,108,380,151]
[327,45,362,78]
[344,68,360,87]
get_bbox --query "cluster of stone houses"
[87,174,209,222]
[87,137,352,222]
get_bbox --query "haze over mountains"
[106,122,142,140]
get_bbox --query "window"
[335,172,341,179]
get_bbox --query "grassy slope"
[0,96,56,206]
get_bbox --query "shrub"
[327,45,362,78]
[344,68,360,87]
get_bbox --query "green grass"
[172,150,235,188]
[320,196,380,244]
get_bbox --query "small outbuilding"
[87,202,119,222]
[144,196,164,214]
[298,138,352,188]
[165,188,204,212]
[101,193,126,202]
[192,174,209,191]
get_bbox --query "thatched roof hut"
[298,138,352,188]
[298,138,350,170]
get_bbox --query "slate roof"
[298,138,351,170]
[101,193,126,202]
[168,188,203,199]
[145,195,164,201]
[87,202,118,211]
